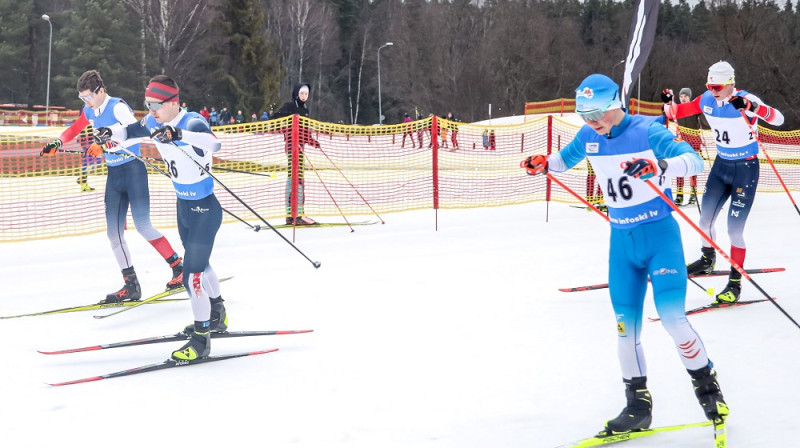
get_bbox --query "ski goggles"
[78,85,101,103]
[706,81,733,93]
[576,98,616,122]
[144,93,178,111]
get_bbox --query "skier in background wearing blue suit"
[40,70,184,303]
[521,74,728,434]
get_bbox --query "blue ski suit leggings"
[177,194,222,322]
[608,215,711,379]
[105,160,167,269]
[699,156,759,249]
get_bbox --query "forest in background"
[2,0,799,127]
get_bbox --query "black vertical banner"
[621,0,660,107]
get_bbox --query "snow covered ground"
[1,191,798,448]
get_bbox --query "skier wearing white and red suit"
[663,61,784,303]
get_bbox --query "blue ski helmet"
[575,74,622,120]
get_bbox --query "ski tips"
[47,376,104,387]
[38,345,102,355]
[251,348,280,355]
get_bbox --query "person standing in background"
[209,107,218,126]
[402,113,415,148]
[670,87,704,207]
[270,83,320,226]
[446,112,459,150]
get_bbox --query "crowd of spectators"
[198,105,275,127]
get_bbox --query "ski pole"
[547,171,716,298]
[111,149,263,234]
[301,154,358,232]
[643,179,800,330]
[738,110,800,218]
[311,144,386,224]
[167,142,322,269]
[545,172,609,222]
[688,276,714,297]
[91,134,321,268]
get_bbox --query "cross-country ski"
[648,298,774,322]
[38,329,313,355]
[558,268,784,292]
[0,296,187,320]
[91,276,233,319]
[47,349,279,387]
[554,420,712,447]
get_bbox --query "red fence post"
[546,115,553,202]
[431,115,439,211]
[290,114,300,221]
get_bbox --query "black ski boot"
[165,254,183,290]
[103,267,142,303]
[686,187,698,206]
[172,323,211,361]
[715,271,742,303]
[604,377,653,433]
[182,297,228,335]
[689,364,729,421]
[687,247,716,276]
[674,193,684,206]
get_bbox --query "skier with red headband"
[94,75,225,362]
[662,61,784,303]
[40,70,184,303]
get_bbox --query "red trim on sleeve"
[755,104,773,121]
[673,96,703,119]
[59,110,90,143]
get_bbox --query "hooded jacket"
[271,83,312,119]
[272,83,319,149]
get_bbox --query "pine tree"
[203,0,280,118]
[56,0,142,108]
[0,0,37,104]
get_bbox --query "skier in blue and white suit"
[96,75,226,363]
[521,74,728,433]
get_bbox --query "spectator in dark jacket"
[271,83,320,225]
[218,107,231,126]
[673,88,707,207]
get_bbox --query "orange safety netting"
[1,114,799,242]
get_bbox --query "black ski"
[559,267,785,293]
[38,329,313,355]
[47,348,279,386]
[648,298,774,322]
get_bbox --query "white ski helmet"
[707,61,735,85]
